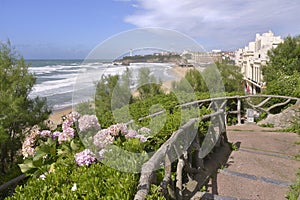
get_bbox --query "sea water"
[26,60,176,110]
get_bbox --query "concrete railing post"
[237,98,241,125]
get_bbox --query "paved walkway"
[204,124,300,200]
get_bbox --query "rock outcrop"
[258,100,300,128]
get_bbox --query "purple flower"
[138,127,151,135]
[67,112,80,123]
[93,129,114,149]
[107,123,128,136]
[58,132,69,143]
[39,130,51,138]
[108,124,119,136]
[52,131,61,140]
[125,129,148,142]
[75,149,97,166]
[125,129,137,139]
[78,115,101,132]
[63,127,75,138]
[135,134,148,143]
[98,149,107,160]
[22,145,35,158]
[62,119,73,130]
[117,123,128,135]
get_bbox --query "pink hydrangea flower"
[52,131,61,139]
[125,129,138,139]
[108,124,120,136]
[39,130,51,137]
[62,119,73,130]
[117,123,128,135]
[138,127,151,135]
[78,115,101,132]
[98,149,106,160]
[63,127,75,138]
[75,149,97,166]
[135,134,148,143]
[67,111,80,123]
[22,137,35,157]
[58,132,69,143]
[93,129,114,149]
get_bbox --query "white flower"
[71,183,77,191]
[39,174,46,180]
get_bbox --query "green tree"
[173,61,243,94]
[137,68,163,100]
[0,41,50,173]
[95,68,133,127]
[172,69,208,93]
[262,35,300,97]
[95,74,119,127]
[215,61,243,93]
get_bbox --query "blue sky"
[1,0,300,59]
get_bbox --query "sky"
[1,0,300,59]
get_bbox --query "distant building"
[235,31,283,94]
[181,50,223,66]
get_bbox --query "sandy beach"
[48,107,73,125]
[162,65,193,92]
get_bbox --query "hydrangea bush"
[19,111,150,178]
[9,110,154,199]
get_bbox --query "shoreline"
[48,65,192,125]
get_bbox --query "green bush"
[286,169,300,200]
[7,157,139,200]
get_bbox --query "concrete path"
[204,124,300,200]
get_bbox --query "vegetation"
[0,52,255,199]
[5,60,244,199]
[262,35,300,97]
[261,35,300,198]
[0,41,50,176]
[287,169,300,200]
[117,54,182,65]
[172,60,244,95]
[214,61,244,93]
[6,89,212,199]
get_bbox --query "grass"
[285,117,300,199]
[259,123,275,128]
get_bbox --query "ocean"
[26,60,176,110]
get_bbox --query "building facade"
[181,50,223,66]
[235,31,283,94]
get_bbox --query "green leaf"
[18,160,36,173]
[70,140,79,151]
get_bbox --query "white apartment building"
[235,31,283,94]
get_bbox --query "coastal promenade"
[200,124,299,200]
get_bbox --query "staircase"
[201,124,299,200]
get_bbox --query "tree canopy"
[262,35,300,97]
[172,60,243,94]
[0,41,50,173]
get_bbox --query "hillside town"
[176,31,284,94]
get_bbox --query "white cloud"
[124,0,300,50]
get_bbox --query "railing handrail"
[0,174,26,193]
[134,94,299,199]
[178,94,299,108]
[134,109,228,199]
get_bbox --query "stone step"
[225,150,299,183]
[213,125,300,200]
[216,171,290,200]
